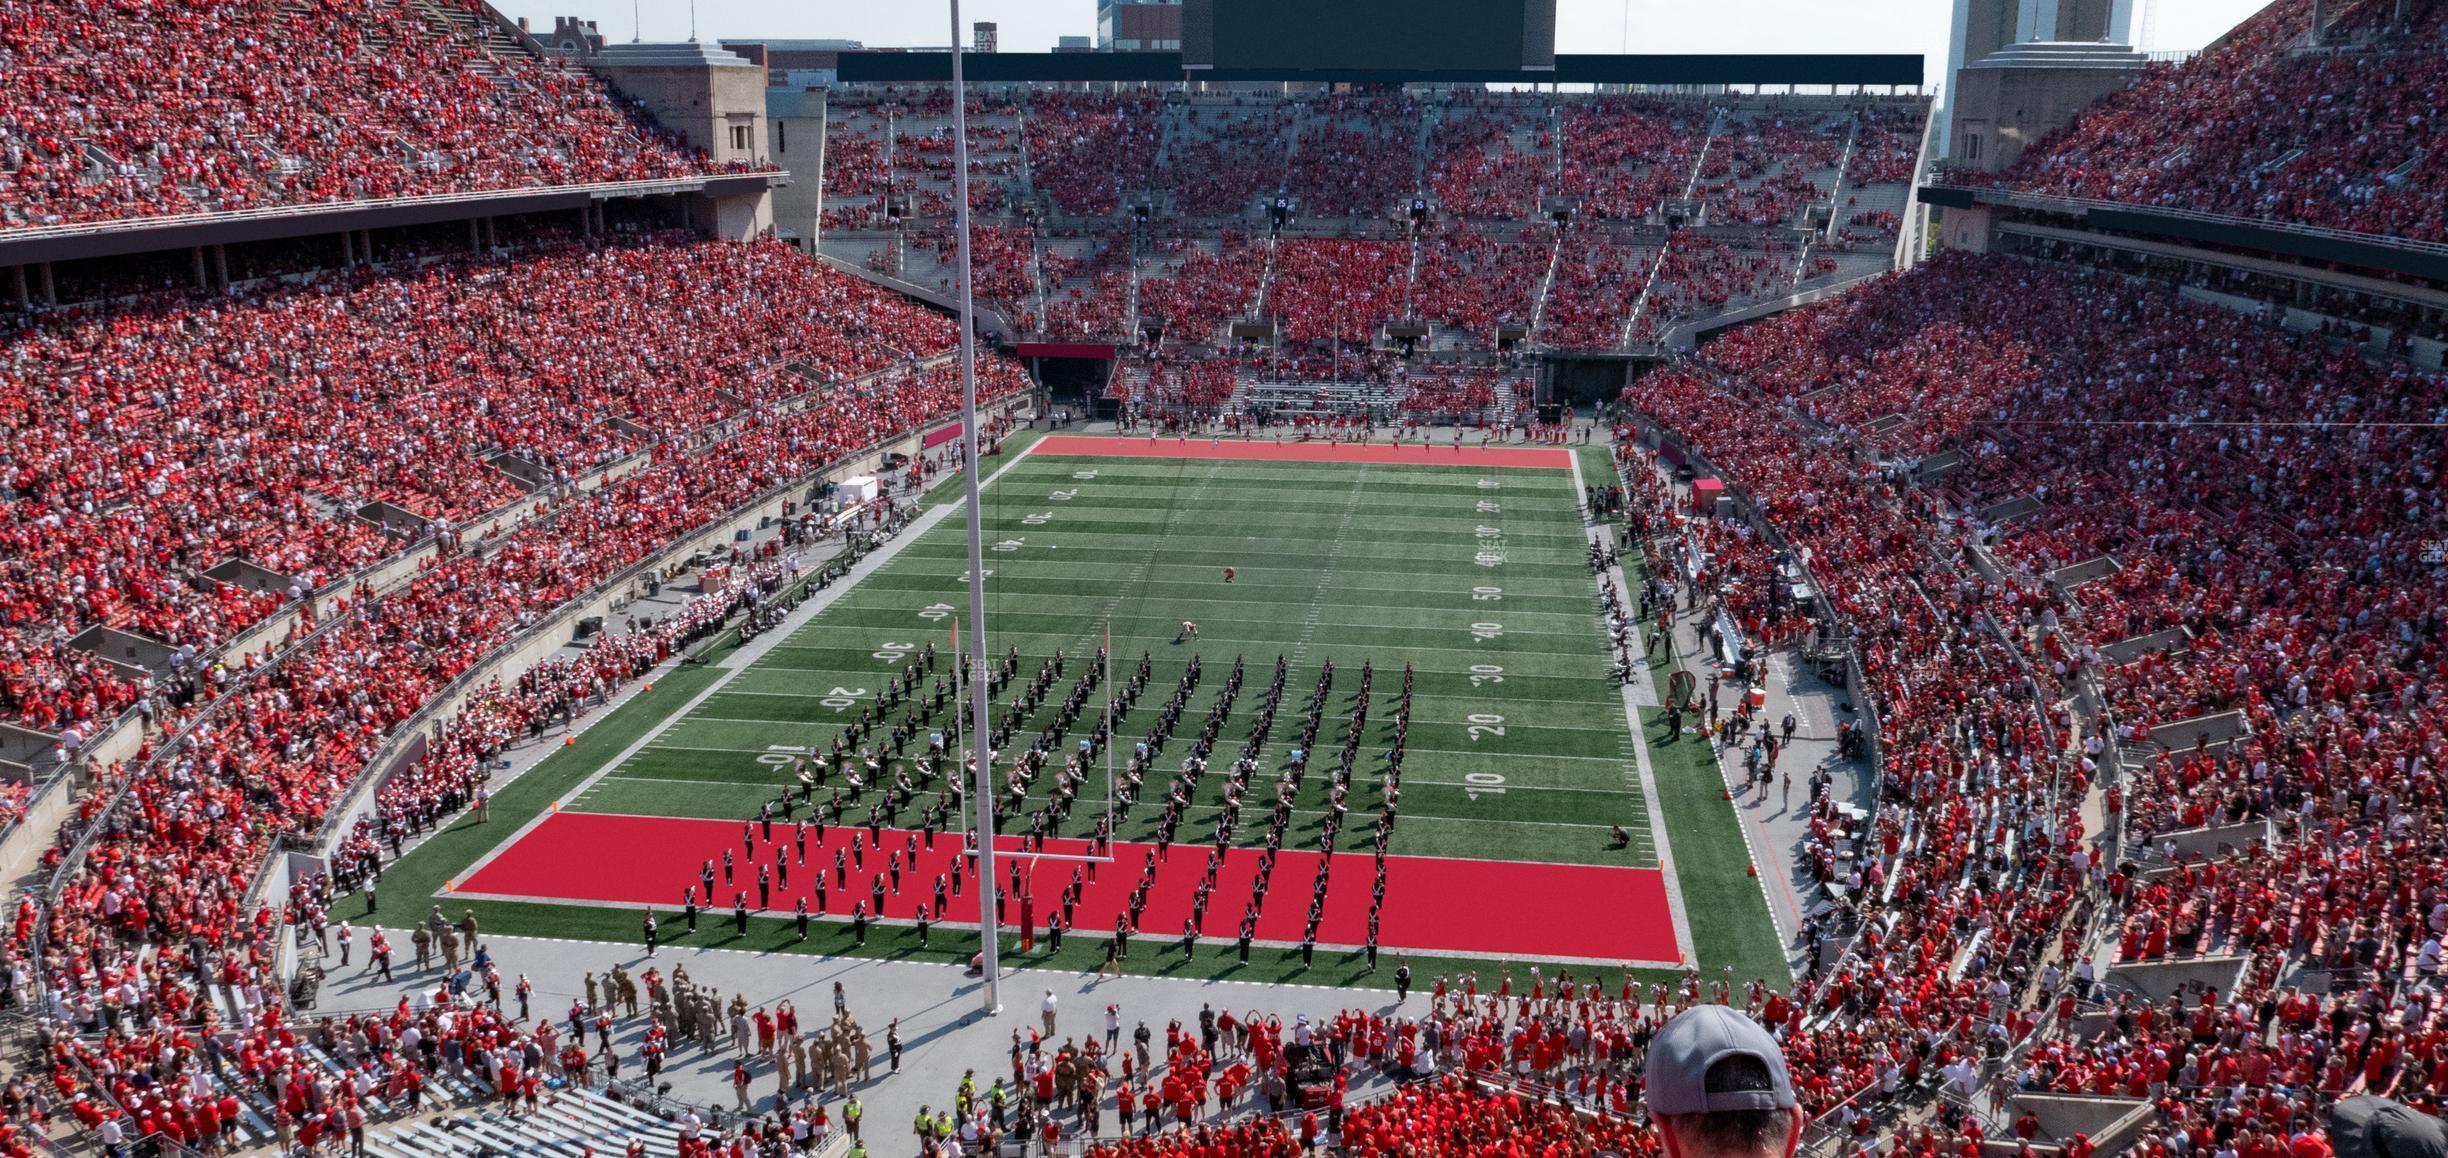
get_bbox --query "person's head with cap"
[2330,1097,2448,1158]
[1646,1005,1804,1158]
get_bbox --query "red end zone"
[1032,435,1574,470]
[461,811,1681,965]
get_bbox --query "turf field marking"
[689,694,1637,735]
[681,716,843,727]
[433,885,1673,970]
[1362,744,1637,764]
[754,640,1627,667]
[1406,777,1641,796]
[1287,471,1368,667]
[1074,461,1218,653]
[1569,448,1696,966]
[529,442,1046,837]
[537,447,1700,967]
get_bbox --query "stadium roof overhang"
[834,51,1923,88]
[1920,184,2448,285]
[0,173,783,268]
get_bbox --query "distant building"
[580,41,775,238]
[1097,0,1182,51]
[1056,35,1094,51]
[765,87,827,253]
[1946,41,2143,173]
[974,22,998,53]
[532,15,604,57]
[718,38,864,88]
[1938,0,2133,158]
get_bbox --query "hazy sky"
[497,0,2273,83]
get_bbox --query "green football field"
[577,449,1654,863]
[374,436,1788,988]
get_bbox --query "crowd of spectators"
[1541,231,1654,350]
[1619,357,2089,1139]
[1559,98,1705,222]
[18,343,1026,1146]
[1113,358,1241,413]
[1027,91,1161,217]
[807,89,1923,383]
[1847,104,1929,188]
[818,119,890,230]
[1040,230,1135,341]
[1697,113,1849,227]
[1137,234,1266,345]
[1425,103,1553,220]
[1269,239,1412,345]
[1412,224,1549,339]
[1397,367,1507,420]
[1973,0,2448,241]
[0,0,755,231]
[0,221,982,837]
[918,223,1038,310]
[1282,96,1420,220]
[0,233,961,748]
[1630,233,1824,343]
[1159,104,1294,218]
[1631,244,2448,1155]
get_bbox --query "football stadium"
[0,0,2438,1154]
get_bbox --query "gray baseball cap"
[1645,1005,1798,1116]
[2331,1097,2448,1158]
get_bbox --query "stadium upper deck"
[0,0,768,234]
[814,88,1932,357]
[1945,0,2448,245]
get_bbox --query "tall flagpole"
[950,0,1002,1017]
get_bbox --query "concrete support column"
[343,232,356,266]
[193,247,209,291]
[213,244,229,289]
[38,263,55,307]
[9,266,27,310]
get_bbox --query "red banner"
[922,422,964,449]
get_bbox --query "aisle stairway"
[363,1088,684,1158]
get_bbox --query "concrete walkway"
[314,927,1405,1149]
[1620,458,1878,974]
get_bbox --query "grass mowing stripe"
[373,441,1787,988]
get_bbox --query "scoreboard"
[1184,0,1557,76]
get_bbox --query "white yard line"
[450,443,1047,888]
[421,894,1689,971]
[754,640,1643,666]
